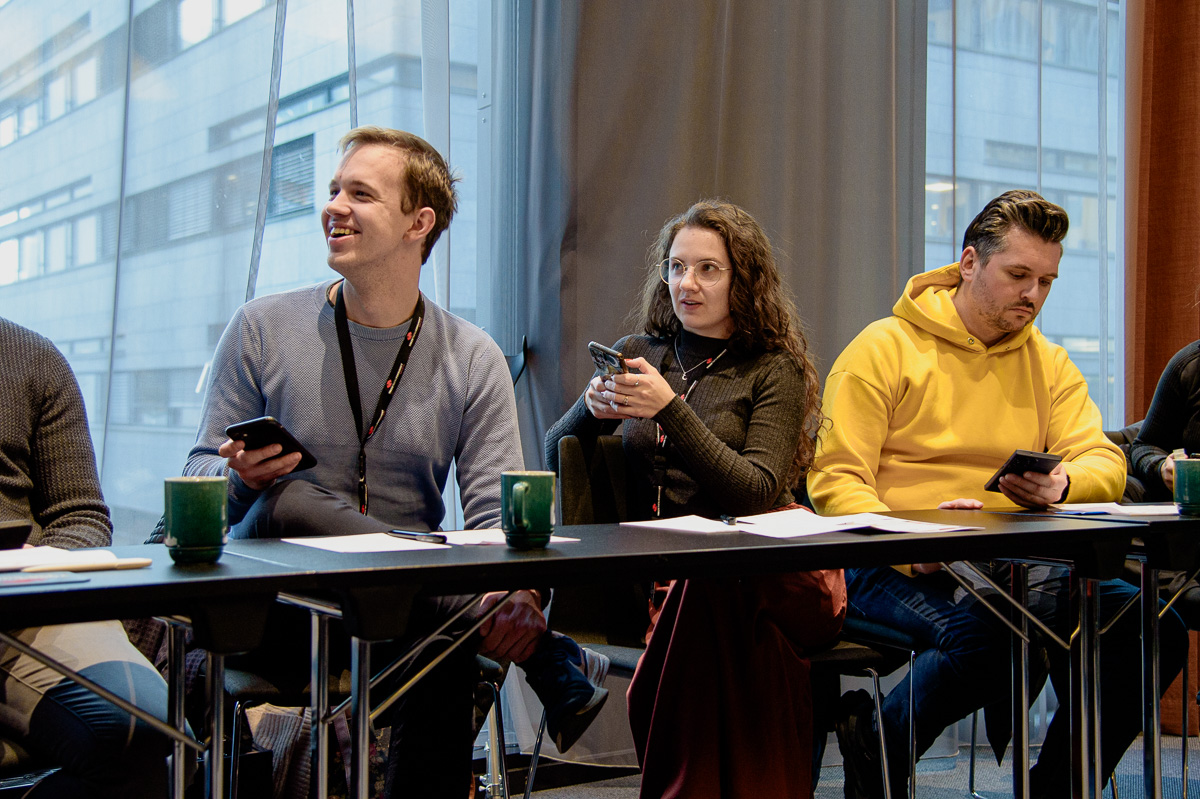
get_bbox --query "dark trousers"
[845,562,1187,797]
[231,480,481,799]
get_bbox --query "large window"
[926,0,1123,423]
[0,0,508,539]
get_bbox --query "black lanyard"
[333,282,424,515]
[651,338,726,517]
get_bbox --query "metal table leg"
[1012,562,1031,799]
[350,637,371,799]
[1075,575,1102,798]
[311,611,330,799]
[207,651,226,799]
[168,621,189,799]
[1143,562,1163,799]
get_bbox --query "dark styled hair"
[338,126,460,264]
[632,199,823,481]
[962,189,1069,267]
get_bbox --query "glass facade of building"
[925,0,1123,422]
[0,0,491,539]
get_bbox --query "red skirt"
[628,567,846,798]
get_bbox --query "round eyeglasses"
[658,258,731,287]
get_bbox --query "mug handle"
[512,482,529,530]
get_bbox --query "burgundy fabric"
[628,566,846,799]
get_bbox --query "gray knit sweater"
[185,281,523,532]
[0,318,111,549]
[545,331,807,519]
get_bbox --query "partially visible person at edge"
[1130,339,1200,502]
[546,199,846,799]
[808,189,1187,798]
[1127,338,1200,626]
[0,316,187,797]
[185,126,606,796]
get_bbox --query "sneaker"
[835,689,886,799]
[577,646,611,686]
[521,634,610,753]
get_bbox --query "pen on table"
[23,557,154,573]
[718,515,754,526]
[1056,510,1108,516]
[387,530,448,544]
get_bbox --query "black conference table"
[0,510,1151,799]
[224,509,1142,799]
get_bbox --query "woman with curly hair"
[545,199,845,798]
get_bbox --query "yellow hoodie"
[808,262,1125,519]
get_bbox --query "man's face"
[957,228,1061,346]
[321,144,417,276]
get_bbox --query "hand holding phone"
[588,341,628,376]
[984,449,1062,493]
[224,416,318,472]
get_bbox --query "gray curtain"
[512,0,926,466]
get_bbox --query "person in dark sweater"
[1128,339,1200,627]
[1130,339,1200,500]
[546,200,845,799]
[0,316,183,797]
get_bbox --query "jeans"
[845,562,1187,797]
[1,621,183,799]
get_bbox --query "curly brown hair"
[338,126,460,264]
[631,199,824,482]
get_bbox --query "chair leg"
[867,668,893,799]
[862,656,919,799]
[908,649,916,799]
[479,681,509,799]
[229,700,249,799]
[522,710,547,799]
[968,710,984,799]
[1184,645,1190,799]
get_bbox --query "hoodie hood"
[893,262,1035,354]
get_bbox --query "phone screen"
[224,416,318,472]
[983,449,1062,493]
[588,341,628,375]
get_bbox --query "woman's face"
[667,226,734,339]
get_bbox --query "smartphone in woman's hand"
[588,341,628,376]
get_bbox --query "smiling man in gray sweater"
[186,127,606,794]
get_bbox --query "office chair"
[505,336,528,385]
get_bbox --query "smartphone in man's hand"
[984,449,1062,493]
[225,416,318,472]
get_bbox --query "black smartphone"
[984,449,1063,493]
[0,520,31,550]
[224,416,318,472]
[588,341,628,376]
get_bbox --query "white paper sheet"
[0,546,119,572]
[839,512,985,534]
[440,530,580,546]
[621,515,739,534]
[282,533,449,552]
[621,508,983,538]
[1052,502,1180,517]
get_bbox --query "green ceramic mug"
[164,476,229,564]
[501,471,556,549]
[1175,458,1200,516]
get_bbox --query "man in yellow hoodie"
[809,190,1186,798]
